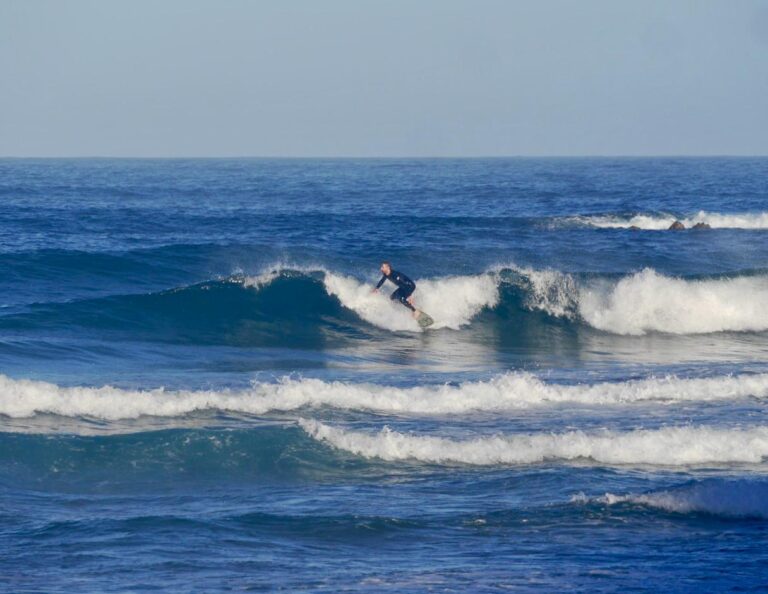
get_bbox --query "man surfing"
[372,261,421,319]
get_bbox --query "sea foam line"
[573,211,768,230]
[2,372,768,420]
[300,420,768,466]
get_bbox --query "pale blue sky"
[1,0,767,156]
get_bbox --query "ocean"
[1,157,767,592]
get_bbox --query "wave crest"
[301,420,768,466]
[579,479,768,519]
[4,371,768,421]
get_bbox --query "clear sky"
[1,0,767,157]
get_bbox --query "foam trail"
[3,372,768,420]
[575,211,768,230]
[580,480,768,518]
[301,420,768,466]
[322,271,499,331]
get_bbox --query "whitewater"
[301,420,768,466]
[3,371,768,420]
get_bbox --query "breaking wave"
[301,420,768,466]
[512,266,768,335]
[2,264,767,339]
[3,371,768,420]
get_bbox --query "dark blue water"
[2,158,768,592]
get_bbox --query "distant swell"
[572,211,768,230]
[301,420,768,466]
[2,371,768,421]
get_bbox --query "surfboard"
[416,311,434,328]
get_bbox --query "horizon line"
[1,154,767,160]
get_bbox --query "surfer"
[372,261,419,317]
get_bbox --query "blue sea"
[2,157,768,593]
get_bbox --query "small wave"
[301,420,768,466]
[572,211,768,230]
[577,479,768,519]
[3,372,768,420]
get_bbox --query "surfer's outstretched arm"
[372,275,387,293]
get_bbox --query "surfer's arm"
[374,275,387,290]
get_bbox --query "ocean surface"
[1,157,768,593]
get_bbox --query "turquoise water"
[1,158,768,592]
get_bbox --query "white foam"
[322,271,499,331]
[576,211,768,230]
[301,420,768,466]
[510,266,768,335]
[2,372,768,420]
[579,269,768,335]
[510,266,579,318]
[584,480,768,518]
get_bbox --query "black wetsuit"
[376,269,416,311]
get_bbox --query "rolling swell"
[0,273,368,348]
[4,420,767,490]
[0,425,368,486]
[1,266,767,348]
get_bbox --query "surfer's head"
[380,261,391,275]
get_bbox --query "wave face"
[3,372,768,420]
[573,211,768,230]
